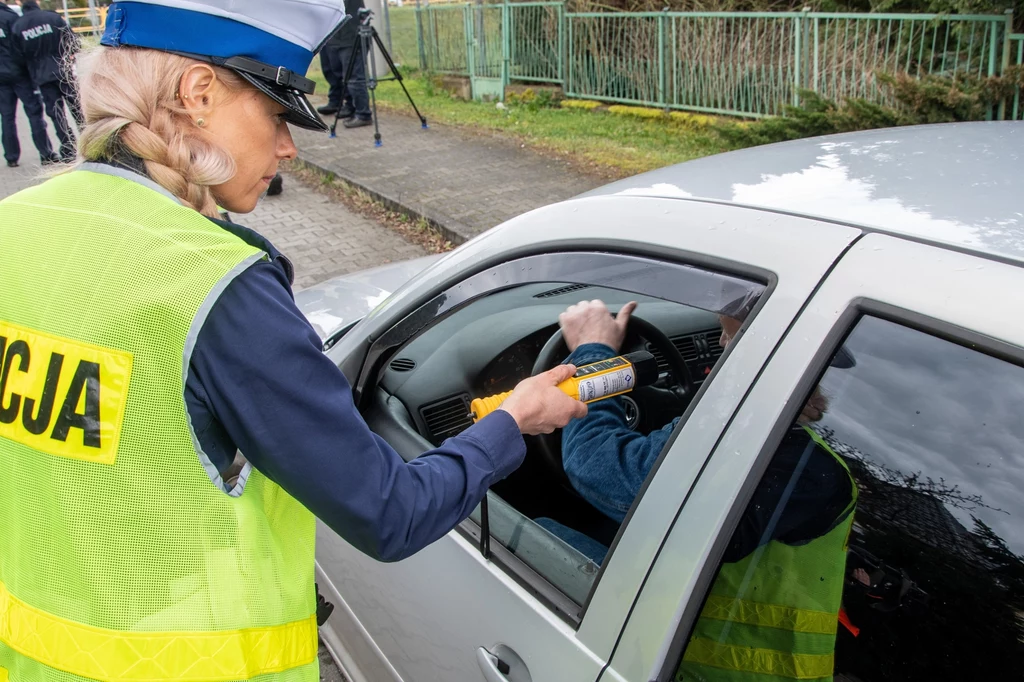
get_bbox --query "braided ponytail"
[76,47,246,217]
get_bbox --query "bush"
[717,70,1024,149]
[506,87,560,111]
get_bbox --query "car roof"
[582,122,1024,265]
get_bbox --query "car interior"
[361,280,729,607]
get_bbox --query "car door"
[314,195,859,682]
[604,232,1024,681]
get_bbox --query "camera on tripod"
[330,4,427,145]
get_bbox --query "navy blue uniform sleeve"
[185,259,526,562]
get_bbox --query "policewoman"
[0,2,586,681]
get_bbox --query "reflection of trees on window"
[811,427,1024,681]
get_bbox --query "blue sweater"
[184,216,525,562]
[562,343,853,563]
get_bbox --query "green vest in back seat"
[678,427,857,682]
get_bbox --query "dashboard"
[476,327,557,396]
[376,282,723,446]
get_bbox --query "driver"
[553,299,857,682]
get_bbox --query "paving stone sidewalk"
[292,107,604,244]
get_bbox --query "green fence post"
[416,0,427,71]
[466,4,475,82]
[812,13,819,94]
[999,10,1014,120]
[793,12,802,106]
[658,10,667,107]
[503,0,510,95]
[567,13,573,96]
[1016,38,1023,120]
[558,3,565,84]
[985,16,998,119]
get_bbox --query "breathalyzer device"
[470,350,660,422]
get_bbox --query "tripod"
[332,9,427,146]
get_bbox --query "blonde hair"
[76,47,249,216]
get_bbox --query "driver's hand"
[500,365,588,435]
[559,300,637,352]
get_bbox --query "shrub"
[717,70,1024,149]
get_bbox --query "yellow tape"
[701,596,837,635]
[0,581,317,681]
[683,637,834,680]
[0,320,132,465]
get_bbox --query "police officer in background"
[316,21,353,118]
[335,0,373,128]
[0,0,55,167]
[12,0,82,161]
[0,2,585,679]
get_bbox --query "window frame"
[651,296,1024,681]
[353,248,773,627]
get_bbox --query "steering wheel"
[530,314,696,484]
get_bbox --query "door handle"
[477,647,510,681]
[476,645,531,682]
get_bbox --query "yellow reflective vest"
[0,166,319,682]
[678,427,857,682]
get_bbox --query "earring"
[196,118,206,127]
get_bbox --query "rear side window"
[674,315,1024,681]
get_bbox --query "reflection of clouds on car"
[817,316,1024,554]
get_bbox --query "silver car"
[298,122,1024,682]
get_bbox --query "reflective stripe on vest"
[682,639,833,681]
[700,595,837,636]
[0,167,318,682]
[0,581,318,681]
[678,427,857,682]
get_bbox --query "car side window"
[363,252,765,622]
[673,315,1024,681]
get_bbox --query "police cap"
[101,0,348,131]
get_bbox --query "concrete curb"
[296,155,475,247]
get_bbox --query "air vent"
[389,357,416,372]
[534,283,590,299]
[646,342,669,373]
[649,328,725,384]
[420,394,473,445]
[673,335,700,362]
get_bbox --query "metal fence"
[418,3,1022,119]
[1008,33,1024,120]
[63,6,108,35]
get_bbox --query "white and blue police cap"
[101,0,348,131]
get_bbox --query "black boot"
[267,174,284,196]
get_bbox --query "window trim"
[652,297,1024,681]
[351,244,775,407]
[354,248,773,629]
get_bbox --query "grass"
[382,6,420,70]
[306,60,728,177]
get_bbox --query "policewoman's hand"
[499,365,588,435]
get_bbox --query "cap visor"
[237,72,329,132]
